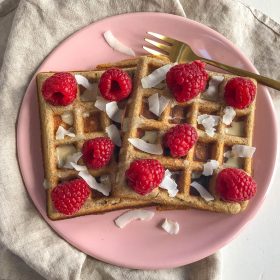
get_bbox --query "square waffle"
[113,56,256,214]
[37,63,156,220]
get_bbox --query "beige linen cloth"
[0,0,280,279]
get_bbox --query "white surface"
[223,3,280,279]
[240,0,280,23]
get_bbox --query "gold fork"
[144,31,280,91]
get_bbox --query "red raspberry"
[82,137,114,169]
[216,168,257,202]
[125,159,164,195]
[224,77,256,109]
[98,68,132,101]
[51,179,90,215]
[166,61,208,102]
[163,124,198,157]
[42,72,77,106]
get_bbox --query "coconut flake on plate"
[202,160,219,176]
[78,170,111,196]
[128,138,163,155]
[55,126,75,140]
[197,114,220,137]
[222,106,236,125]
[190,181,214,201]
[61,112,74,126]
[141,64,174,89]
[106,101,124,123]
[106,124,122,147]
[161,219,180,235]
[114,209,155,229]
[103,30,135,57]
[141,131,158,144]
[148,93,169,117]
[231,144,256,158]
[203,75,224,99]
[160,169,178,197]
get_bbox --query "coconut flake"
[56,145,77,167]
[202,160,219,176]
[128,138,163,155]
[63,152,83,169]
[222,106,236,125]
[75,75,98,102]
[114,209,155,229]
[141,64,174,88]
[103,30,135,56]
[141,131,158,144]
[231,145,256,158]
[203,76,224,99]
[106,124,122,147]
[197,114,220,137]
[78,170,111,196]
[55,126,75,140]
[95,97,123,123]
[148,93,169,117]
[61,112,74,126]
[106,102,123,123]
[95,96,108,111]
[224,151,232,158]
[161,219,180,235]
[190,181,214,201]
[160,169,178,197]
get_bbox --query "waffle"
[113,56,256,214]
[36,62,156,220]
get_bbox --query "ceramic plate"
[17,12,278,269]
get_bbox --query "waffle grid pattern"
[37,66,152,220]
[114,56,256,214]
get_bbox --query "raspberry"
[42,72,77,106]
[51,179,90,215]
[216,168,257,202]
[82,137,114,169]
[125,159,164,195]
[224,77,256,109]
[163,124,198,157]
[98,68,132,101]
[166,61,208,102]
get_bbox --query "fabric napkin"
[0,0,279,279]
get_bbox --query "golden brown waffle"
[113,56,256,214]
[36,63,155,220]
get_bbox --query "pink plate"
[17,12,278,269]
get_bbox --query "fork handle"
[199,57,280,91]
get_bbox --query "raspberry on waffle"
[112,56,257,214]
[36,59,157,220]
